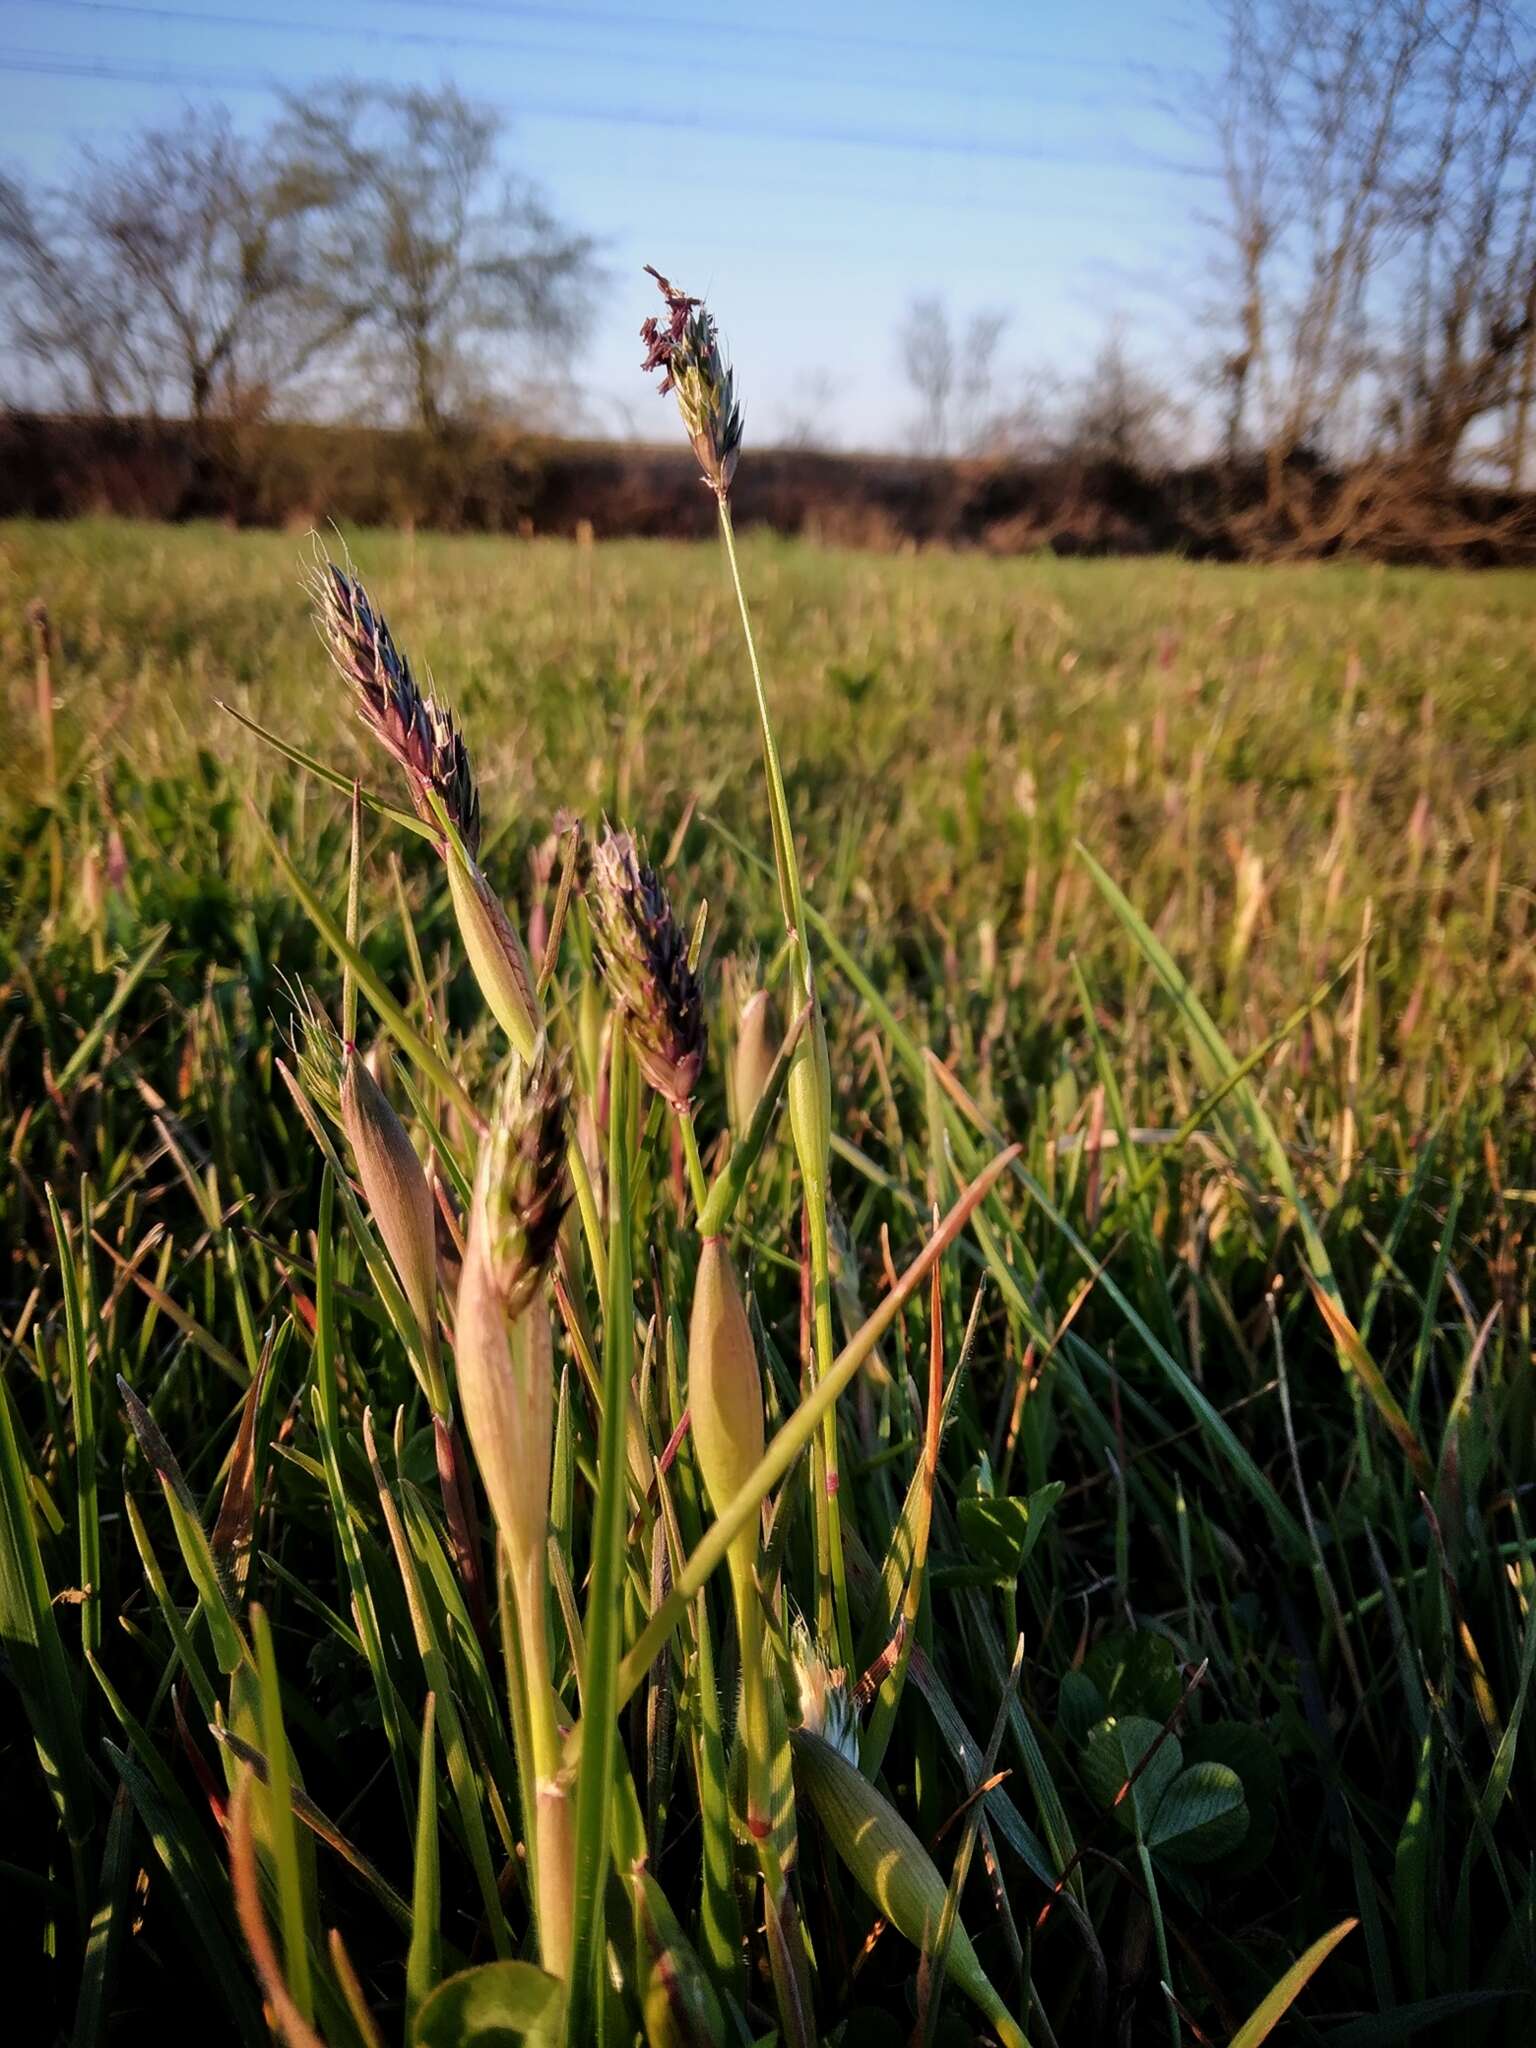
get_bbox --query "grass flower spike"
[311,553,542,1060]
[339,1048,441,1386]
[455,1052,570,1570]
[640,268,744,498]
[586,825,705,1114]
[311,557,480,856]
[789,1621,858,1767]
[454,1051,573,1977]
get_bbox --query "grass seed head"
[469,1050,571,1319]
[455,1056,569,1590]
[339,1048,441,1375]
[640,267,744,498]
[287,984,344,1123]
[311,557,481,857]
[445,837,543,1062]
[791,1729,1025,2048]
[732,987,779,1135]
[587,825,706,1113]
[789,1620,859,1766]
[687,1236,765,1524]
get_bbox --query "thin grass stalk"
[716,494,854,1672]
[564,1028,637,2044]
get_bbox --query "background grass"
[4,518,1536,2043]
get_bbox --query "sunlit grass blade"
[252,1602,317,2027]
[255,808,479,1126]
[1076,842,1341,1300]
[1229,1917,1357,2047]
[217,698,433,840]
[361,1411,512,1958]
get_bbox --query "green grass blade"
[362,1413,511,1959]
[54,923,169,1091]
[102,1735,266,2045]
[408,1692,443,2029]
[1076,842,1340,1300]
[117,1376,247,1675]
[255,810,479,1126]
[606,1139,1019,1720]
[252,1603,316,2025]
[71,1783,134,2048]
[0,1360,92,1849]
[217,699,433,840]
[48,1186,99,1658]
[565,1032,638,2044]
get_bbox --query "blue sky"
[1,1,1224,446]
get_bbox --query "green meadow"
[4,517,1535,2045]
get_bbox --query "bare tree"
[897,296,1009,455]
[1391,3,1536,487]
[0,173,143,413]
[274,82,597,433]
[1,110,338,421]
[88,111,337,423]
[899,293,955,454]
[956,309,1010,454]
[1205,0,1536,532]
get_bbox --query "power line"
[0,47,1210,177]
[24,1,1135,114]
[381,0,1126,77]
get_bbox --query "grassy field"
[4,517,1536,2046]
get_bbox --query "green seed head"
[791,1729,1024,2047]
[790,1620,859,1766]
[288,982,344,1125]
[339,1049,440,1377]
[687,1236,766,1524]
[446,835,543,1063]
[733,988,779,1135]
